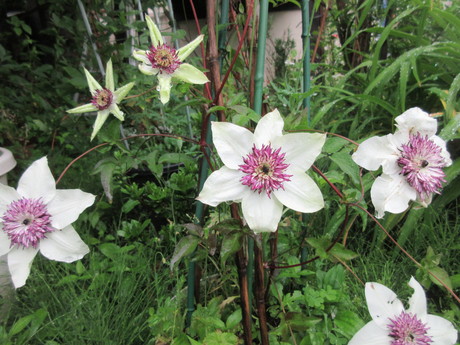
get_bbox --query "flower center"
[1,198,54,248]
[387,312,432,345]
[147,44,182,74]
[397,133,447,200]
[239,144,292,197]
[91,88,113,111]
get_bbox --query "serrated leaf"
[170,235,200,270]
[202,331,239,345]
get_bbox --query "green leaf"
[170,235,200,270]
[159,153,196,167]
[225,308,242,330]
[330,152,360,185]
[439,114,460,141]
[9,314,34,336]
[334,310,365,338]
[428,267,452,290]
[220,232,243,265]
[122,199,140,213]
[202,331,239,345]
[446,72,460,119]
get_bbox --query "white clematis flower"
[132,15,209,104]
[0,157,95,288]
[67,59,135,141]
[349,277,457,345]
[352,108,451,218]
[197,109,325,233]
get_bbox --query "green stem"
[301,0,311,124]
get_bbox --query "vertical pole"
[301,0,311,124]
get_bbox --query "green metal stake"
[253,0,269,115]
[301,0,311,124]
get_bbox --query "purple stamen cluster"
[387,312,432,345]
[147,44,182,74]
[1,198,54,248]
[397,133,447,200]
[239,144,292,197]
[91,88,113,111]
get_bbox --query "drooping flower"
[197,109,325,233]
[67,59,135,141]
[352,108,451,218]
[349,277,457,345]
[132,15,209,104]
[0,157,95,288]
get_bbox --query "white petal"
[273,133,325,171]
[105,59,114,91]
[0,229,12,256]
[173,64,209,84]
[132,49,150,64]
[425,314,458,344]
[145,15,163,46]
[352,134,396,171]
[47,189,95,229]
[177,35,203,61]
[158,75,172,104]
[196,167,248,207]
[138,63,156,76]
[66,103,98,114]
[407,277,427,321]
[39,225,89,263]
[114,82,135,102]
[17,157,56,203]
[348,321,392,345]
[84,68,103,95]
[0,184,20,215]
[7,247,38,288]
[253,109,284,147]
[273,170,324,213]
[365,282,404,328]
[430,135,452,167]
[395,107,437,137]
[241,192,283,233]
[211,121,253,169]
[370,174,417,218]
[90,111,110,141]
[109,104,124,121]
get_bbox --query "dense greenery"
[0,0,458,344]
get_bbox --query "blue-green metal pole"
[301,0,311,124]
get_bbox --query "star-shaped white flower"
[0,157,95,288]
[349,277,457,345]
[352,108,451,218]
[197,109,325,233]
[67,59,135,141]
[132,15,209,104]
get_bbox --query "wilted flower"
[352,108,451,218]
[132,15,209,104]
[67,59,134,141]
[349,277,457,345]
[0,157,95,288]
[197,109,325,233]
